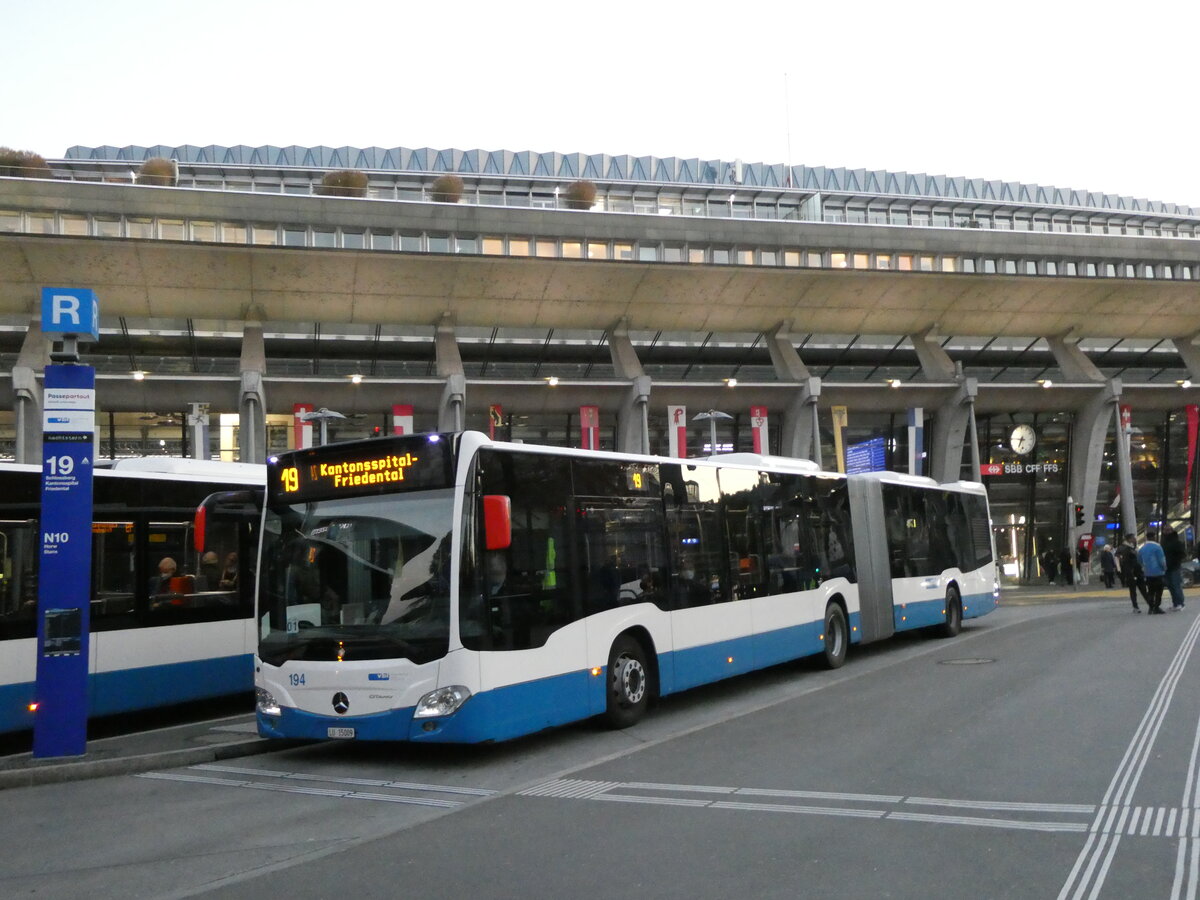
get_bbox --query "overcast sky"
[6,0,1198,206]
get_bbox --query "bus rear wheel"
[604,635,649,729]
[938,586,963,638]
[821,603,848,669]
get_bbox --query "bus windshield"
[258,488,453,666]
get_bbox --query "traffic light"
[1074,504,1085,526]
[371,426,382,438]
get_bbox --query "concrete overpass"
[3,172,1200,547]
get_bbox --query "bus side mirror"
[483,495,512,550]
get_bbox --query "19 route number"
[46,455,75,476]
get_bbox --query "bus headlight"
[414,685,471,718]
[256,687,282,717]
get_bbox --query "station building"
[2,144,1200,581]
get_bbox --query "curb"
[0,737,296,791]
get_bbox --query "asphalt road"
[3,598,1199,900]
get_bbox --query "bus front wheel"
[604,635,649,729]
[938,586,963,638]
[821,603,848,669]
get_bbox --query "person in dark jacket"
[1115,534,1147,612]
[1041,546,1059,584]
[1161,524,1187,610]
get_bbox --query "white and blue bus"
[255,431,997,744]
[0,458,263,736]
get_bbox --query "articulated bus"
[255,431,997,744]
[0,458,263,735]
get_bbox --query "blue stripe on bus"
[258,594,995,746]
[963,590,998,618]
[0,681,37,734]
[895,590,997,631]
[1,654,253,734]
[90,654,254,717]
[259,668,594,744]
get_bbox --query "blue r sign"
[41,287,99,341]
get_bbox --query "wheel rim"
[827,611,844,657]
[613,654,646,706]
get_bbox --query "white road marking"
[1058,612,1200,900]
[887,811,1088,833]
[135,769,474,807]
[905,796,1095,814]
[191,763,495,795]
[518,778,1097,833]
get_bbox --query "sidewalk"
[0,713,291,791]
[999,580,1138,605]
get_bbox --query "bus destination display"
[272,436,453,503]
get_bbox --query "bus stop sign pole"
[32,288,98,758]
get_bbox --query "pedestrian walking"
[1138,531,1168,614]
[1041,546,1059,585]
[1116,534,1147,612]
[1161,524,1187,610]
[1099,543,1117,589]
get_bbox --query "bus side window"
[881,484,909,578]
[474,449,574,651]
[718,468,769,599]
[0,519,39,640]
[764,474,801,593]
[664,464,725,608]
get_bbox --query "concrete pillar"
[1047,335,1118,546]
[929,376,979,484]
[609,318,651,454]
[1047,335,1105,383]
[1067,380,1123,548]
[766,322,822,463]
[911,329,977,483]
[910,326,957,381]
[1113,392,1138,539]
[238,322,268,463]
[1172,336,1200,541]
[435,314,466,433]
[13,316,48,464]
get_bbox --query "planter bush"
[0,148,51,178]
[316,169,368,198]
[563,179,597,210]
[136,157,177,186]
[430,173,463,203]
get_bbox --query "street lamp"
[693,409,733,455]
[298,407,346,446]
